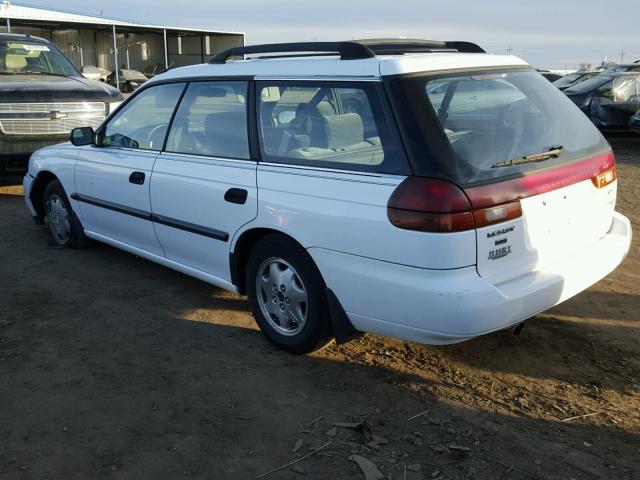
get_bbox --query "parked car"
[0,33,123,185]
[80,65,111,83]
[552,70,600,91]
[23,39,631,354]
[536,69,564,82]
[144,63,168,78]
[564,72,640,127]
[604,63,640,73]
[107,68,149,92]
[629,109,640,133]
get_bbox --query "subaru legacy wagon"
[23,39,632,354]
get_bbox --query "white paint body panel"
[74,145,164,256]
[150,153,258,282]
[476,179,618,285]
[246,164,476,269]
[310,212,631,344]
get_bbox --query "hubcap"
[45,194,70,244]
[256,257,308,336]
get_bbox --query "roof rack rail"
[210,41,375,64]
[354,38,485,55]
[210,38,485,64]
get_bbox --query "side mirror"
[70,127,95,146]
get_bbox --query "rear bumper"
[309,212,632,345]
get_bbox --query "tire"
[43,179,90,249]
[246,234,333,354]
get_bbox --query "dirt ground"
[1,133,638,480]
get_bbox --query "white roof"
[0,2,244,35]
[153,52,530,82]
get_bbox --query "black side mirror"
[70,127,95,146]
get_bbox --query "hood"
[0,74,123,103]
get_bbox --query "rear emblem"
[487,226,514,238]
[488,245,511,260]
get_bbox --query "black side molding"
[71,193,229,242]
[153,214,229,242]
[70,193,151,220]
[325,288,363,345]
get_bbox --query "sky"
[20,0,640,69]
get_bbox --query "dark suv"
[0,34,123,185]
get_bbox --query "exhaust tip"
[511,322,526,337]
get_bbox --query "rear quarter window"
[256,81,409,175]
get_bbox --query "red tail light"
[387,177,475,232]
[387,177,521,232]
[387,150,615,233]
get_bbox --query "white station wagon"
[23,39,632,353]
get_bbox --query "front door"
[74,82,186,256]
[150,80,258,282]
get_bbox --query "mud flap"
[326,288,362,344]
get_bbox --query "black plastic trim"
[325,288,362,345]
[70,193,229,242]
[152,214,229,242]
[210,42,375,64]
[70,193,151,220]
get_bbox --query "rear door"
[150,80,257,283]
[74,82,186,255]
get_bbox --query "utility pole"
[620,50,624,63]
[506,46,513,55]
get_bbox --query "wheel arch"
[229,226,362,345]
[30,170,59,220]
[230,227,306,295]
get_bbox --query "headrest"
[5,55,27,71]
[318,113,364,149]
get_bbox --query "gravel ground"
[0,133,638,480]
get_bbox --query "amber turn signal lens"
[591,166,617,189]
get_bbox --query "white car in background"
[23,39,632,354]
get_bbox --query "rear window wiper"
[491,146,563,168]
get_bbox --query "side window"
[257,82,407,173]
[101,83,185,150]
[165,81,249,159]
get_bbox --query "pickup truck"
[0,33,123,185]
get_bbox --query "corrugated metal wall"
[2,23,243,74]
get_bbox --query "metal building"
[0,1,244,77]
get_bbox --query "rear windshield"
[552,72,582,88]
[564,74,612,94]
[388,68,608,185]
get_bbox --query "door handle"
[224,188,248,205]
[129,171,145,185]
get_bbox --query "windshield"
[0,40,79,76]
[388,68,607,185]
[564,75,613,94]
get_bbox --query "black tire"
[246,234,333,354]
[43,179,90,249]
